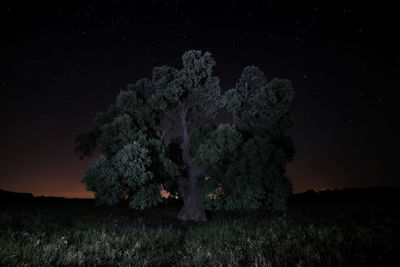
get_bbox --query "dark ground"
[1,188,399,266]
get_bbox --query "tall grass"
[0,200,399,266]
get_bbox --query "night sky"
[1,0,398,198]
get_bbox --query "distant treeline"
[0,189,33,200]
[0,189,74,203]
[291,187,400,202]
[1,187,400,203]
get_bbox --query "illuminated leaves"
[82,157,122,206]
[113,142,153,187]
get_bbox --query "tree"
[75,51,295,221]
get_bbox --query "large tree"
[75,51,295,221]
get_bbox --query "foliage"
[152,50,222,133]
[194,66,295,212]
[83,142,167,209]
[195,130,292,211]
[76,80,178,208]
[83,156,123,206]
[225,66,294,134]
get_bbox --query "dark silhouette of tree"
[75,51,295,221]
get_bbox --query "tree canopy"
[75,50,295,221]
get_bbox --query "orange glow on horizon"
[0,143,347,199]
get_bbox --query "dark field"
[1,188,399,266]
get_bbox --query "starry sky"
[1,0,398,198]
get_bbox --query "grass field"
[1,189,399,266]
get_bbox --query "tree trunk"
[177,112,207,222]
[177,173,207,221]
